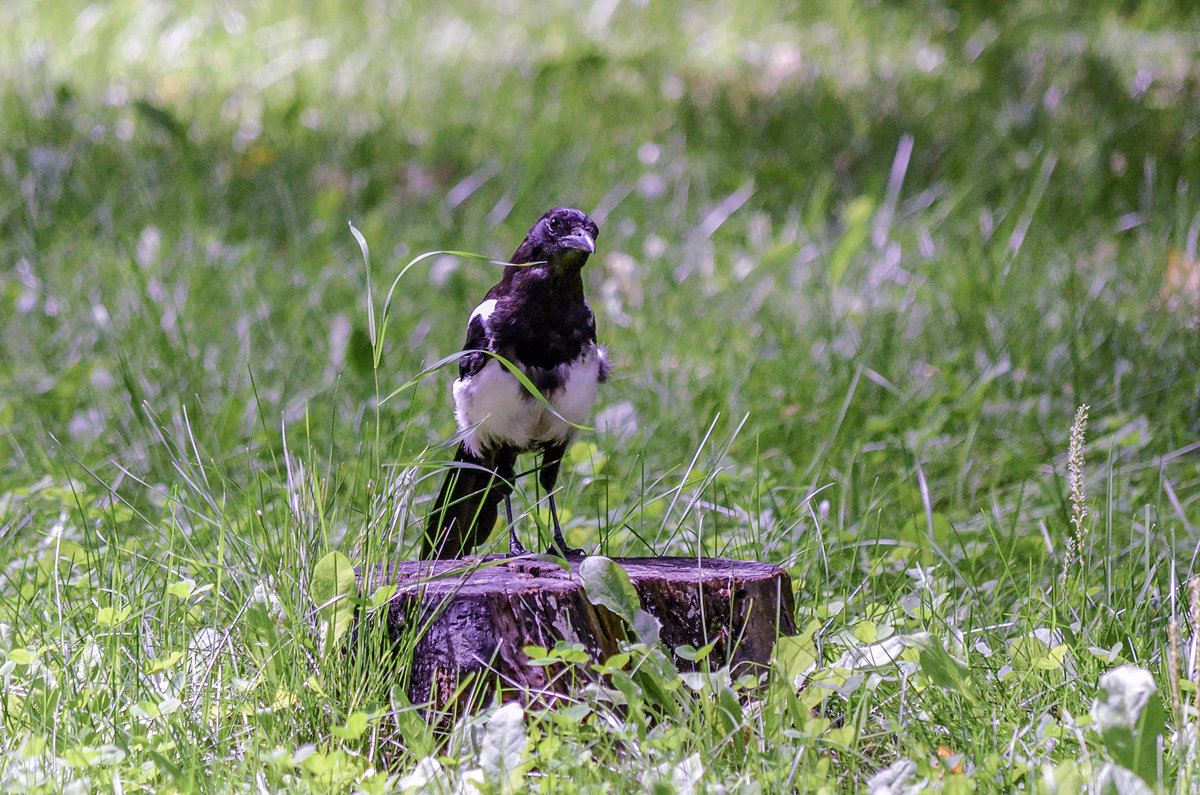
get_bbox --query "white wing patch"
[469,299,497,328]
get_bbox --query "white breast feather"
[454,343,604,456]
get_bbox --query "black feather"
[422,443,514,558]
[458,313,490,380]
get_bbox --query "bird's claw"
[548,534,585,558]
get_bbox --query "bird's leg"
[547,493,581,557]
[540,443,584,557]
[506,494,526,555]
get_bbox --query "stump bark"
[360,556,796,708]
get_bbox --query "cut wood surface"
[359,556,796,708]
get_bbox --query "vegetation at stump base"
[2,0,1200,791]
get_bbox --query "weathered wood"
[360,556,796,708]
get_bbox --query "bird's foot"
[546,545,586,558]
[544,496,585,557]
[505,496,530,556]
[547,532,585,558]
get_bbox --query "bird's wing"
[458,300,495,380]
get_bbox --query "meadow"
[2,0,1200,791]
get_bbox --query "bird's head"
[511,207,599,271]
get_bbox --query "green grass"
[2,0,1200,790]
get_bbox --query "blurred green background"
[2,0,1199,557]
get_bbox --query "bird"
[423,207,608,559]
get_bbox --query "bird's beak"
[561,229,595,255]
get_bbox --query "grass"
[2,0,1200,790]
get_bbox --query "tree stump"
[360,556,796,709]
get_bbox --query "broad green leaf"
[609,670,643,711]
[553,641,590,664]
[369,584,397,609]
[773,620,820,685]
[917,639,980,706]
[167,579,197,599]
[1037,645,1070,671]
[95,606,131,627]
[331,711,370,740]
[578,556,639,619]
[300,748,334,776]
[1010,635,1067,685]
[593,652,630,674]
[578,555,660,645]
[633,648,683,718]
[824,726,855,748]
[632,609,663,646]
[853,620,877,643]
[52,540,88,566]
[675,642,716,662]
[715,680,744,733]
[310,551,357,649]
[480,702,528,790]
[145,651,182,673]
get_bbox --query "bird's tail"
[422,444,510,558]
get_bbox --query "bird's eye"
[546,218,559,234]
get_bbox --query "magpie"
[423,207,608,559]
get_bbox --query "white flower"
[834,633,931,670]
[1093,665,1156,730]
[398,756,443,793]
[478,703,527,792]
[867,759,925,795]
[671,754,705,795]
[249,581,286,623]
[1096,762,1155,795]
